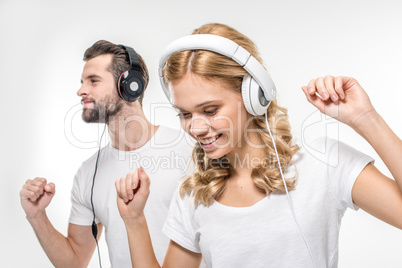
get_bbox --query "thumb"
[339,76,358,91]
[43,183,56,198]
[38,182,55,208]
[44,183,55,194]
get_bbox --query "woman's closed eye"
[204,108,218,116]
[177,108,218,119]
[177,112,191,119]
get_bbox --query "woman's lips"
[198,134,222,149]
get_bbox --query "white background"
[1,0,401,267]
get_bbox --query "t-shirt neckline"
[108,125,163,154]
[212,195,270,212]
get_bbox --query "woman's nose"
[190,115,210,137]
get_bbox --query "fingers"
[20,177,48,202]
[116,174,130,203]
[306,79,316,96]
[304,75,346,102]
[125,173,135,201]
[324,76,338,101]
[316,77,330,100]
[115,170,140,203]
[115,167,150,203]
[301,85,325,113]
[119,174,129,202]
[334,76,345,100]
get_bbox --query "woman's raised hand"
[301,75,378,131]
[115,167,151,221]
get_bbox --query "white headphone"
[159,35,317,266]
[158,34,277,116]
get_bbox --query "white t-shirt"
[163,137,374,268]
[69,125,194,267]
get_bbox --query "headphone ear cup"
[241,76,255,115]
[118,70,144,102]
[250,77,270,116]
[242,76,270,116]
[117,71,127,100]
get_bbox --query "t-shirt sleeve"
[323,138,374,210]
[163,187,201,253]
[69,165,99,225]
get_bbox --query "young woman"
[114,23,402,268]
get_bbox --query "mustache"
[81,98,96,104]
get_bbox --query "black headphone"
[117,45,145,102]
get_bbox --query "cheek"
[180,118,193,136]
[212,118,232,134]
[217,105,248,142]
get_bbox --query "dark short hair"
[83,40,149,104]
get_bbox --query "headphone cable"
[90,123,107,268]
[264,112,317,268]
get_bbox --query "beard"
[82,95,124,124]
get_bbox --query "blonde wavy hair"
[163,23,299,206]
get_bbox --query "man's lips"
[82,100,94,107]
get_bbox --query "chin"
[204,151,224,159]
[203,146,232,160]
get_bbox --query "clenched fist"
[115,167,151,222]
[20,177,55,220]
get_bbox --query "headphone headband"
[119,45,141,72]
[158,34,276,103]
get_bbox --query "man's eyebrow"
[173,100,219,110]
[81,74,102,84]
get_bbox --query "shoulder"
[163,184,201,253]
[292,136,374,183]
[288,136,374,178]
[73,146,112,183]
[301,136,371,161]
[170,184,197,211]
[78,146,110,171]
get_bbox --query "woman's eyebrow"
[173,100,220,110]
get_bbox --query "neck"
[107,102,158,151]
[226,131,266,179]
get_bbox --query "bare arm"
[20,177,101,267]
[353,111,402,192]
[351,113,402,229]
[123,215,159,267]
[302,76,402,228]
[116,169,160,268]
[163,241,202,268]
[115,168,202,268]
